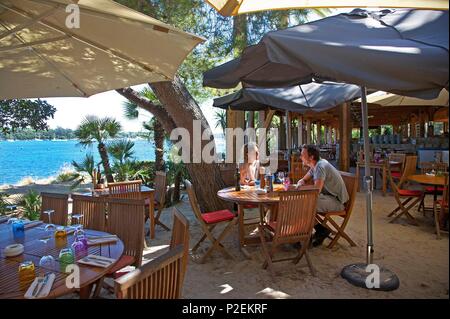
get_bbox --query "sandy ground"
[2,182,448,299]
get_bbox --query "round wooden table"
[217,184,317,258]
[0,221,124,299]
[408,174,445,201]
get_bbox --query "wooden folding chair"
[315,171,358,249]
[387,160,423,225]
[71,194,107,232]
[108,180,143,199]
[185,180,237,263]
[388,153,406,181]
[114,245,185,299]
[169,208,190,285]
[146,171,170,233]
[108,180,153,241]
[93,198,145,297]
[40,193,69,226]
[433,173,449,239]
[258,188,319,279]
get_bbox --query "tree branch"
[116,87,176,133]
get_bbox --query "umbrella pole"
[286,110,291,172]
[340,86,399,291]
[360,86,374,264]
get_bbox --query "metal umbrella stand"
[341,86,400,291]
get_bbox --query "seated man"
[296,144,349,247]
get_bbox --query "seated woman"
[239,143,260,186]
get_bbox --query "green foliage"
[214,110,226,135]
[66,154,96,189]
[18,190,41,221]
[116,1,326,102]
[0,99,56,134]
[108,139,135,164]
[56,172,75,183]
[0,193,11,215]
[75,116,122,147]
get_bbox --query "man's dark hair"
[302,144,320,161]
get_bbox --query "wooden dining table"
[217,184,317,258]
[408,174,446,201]
[0,221,124,299]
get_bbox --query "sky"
[45,8,354,134]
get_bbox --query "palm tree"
[108,139,135,165]
[75,116,121,183]
[66,154,96,189]
[214,110,226,136]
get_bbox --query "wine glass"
[71,213,84,229]
[42,210,54,225]
[39,223,55,244]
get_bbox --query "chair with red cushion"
[433,173,449,239]
[387,161,423,225]
[185,180,237,263]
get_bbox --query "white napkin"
[24,273,56,299]
[77,254,116,268]
[87,235,119,246]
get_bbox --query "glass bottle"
[235,165,241,191]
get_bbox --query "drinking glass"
[283,176,291,191]
[71,235,88,260]
[254,179,261,189]
[59,248,74,273]
[54,226,67,239]
[18,261,36,288]
[12,219,25,238]
[39,255,56,275]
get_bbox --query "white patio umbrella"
[0,0,204,99]
[359,88,449,107]
[205,0,449,16]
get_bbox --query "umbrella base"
[341,263,400,291]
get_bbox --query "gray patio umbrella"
[204,8,449,291]
[213,81,361,113]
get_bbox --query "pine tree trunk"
[154,119,165,172]
[173,170,182,203]
[149,78,229,212]
[98,142,114,183]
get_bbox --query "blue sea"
[0,139,157,185]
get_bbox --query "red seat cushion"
[243,204,258,209]
[425,186,445,193]
[398,189,423,197]
[267,221,277,231]
[391,171,402,178]
[107,255,135,278]
[202,210,235,224]
[437,200,449,208]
